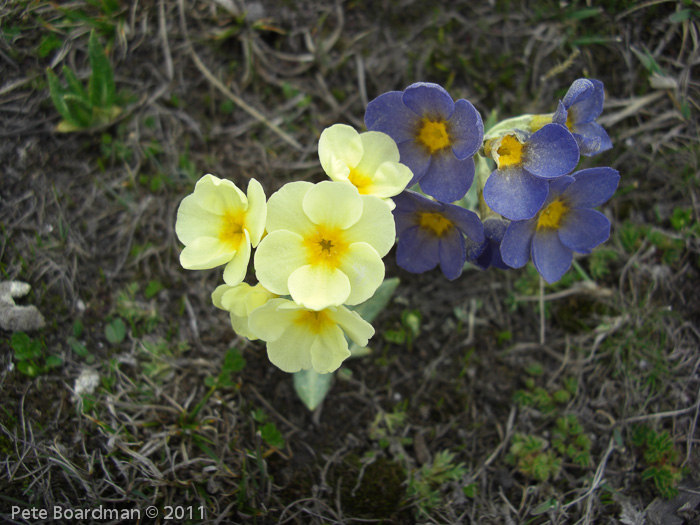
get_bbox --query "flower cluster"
[175,77,618,378]
[175,126,411,375]
[363,78,617,283]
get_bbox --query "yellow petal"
[318,124,364,180]
[309,323,350,374]
[265,181,316,235]
[336,242,385,305]
[194,174,247,216]
[343,195,396,257]
[222,231,251,286]
[353,131,400,175]
[244,178,267,246]
[248,298,298,342]
[302,180,363,230]
[362,161,413,199]
[287,263,351,310]
[180,237,234,269]
[175,194,221,245]
[254,230,308,295]
[327,305,374,347]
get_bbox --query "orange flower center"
[419,212,453,237]
[537,200,568,230]
[496,134,525,169]
[417,118,451,154]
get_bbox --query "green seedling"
[506,433,562,482]
[10,332,62,378]
[631,425,685,498]
[383,308,421,348]
[552,415,592,467]
[406,450,467,518]
[46,31,122,132]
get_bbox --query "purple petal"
[572,133,602,157]
[552,100,567,126]
[438,228,466,280]
[396,226,440,274]
[558,208,611,254]
[420,153,474,202]
[475,218,510,270]
[392,191,423,236]
[402,82,455,120]
[524,124,580,179]
[448,99,483,159]
[500,218,537,268]
[365,91,421,143]
[444,205,484,243]
[563,167,619,208]
[571,121,612,156]
[398,140,432,185]
[465,236,488,268]
[483,168,549,220]
[546,175,575,203]
[568,79,605,123]
[562,79,595,111]
[532,229,573,283]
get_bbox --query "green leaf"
[347,277,400,356]
[260,422,285,449]
[67,336,89,358]
[87,31,116,109]
[62,65,89,100]
[63,94,94,128]
[144,280,163,299]
[293,369,333,411]
[531,498,559,515]
[38,33,63,58]
[17,360,40,378]
[46,68,74,122]
[105,317,126,344]
[348,277,400,323]
[222,347,246,373]
[11,332,43,361]
[45,355,63,369]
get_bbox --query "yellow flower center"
[419,212,453,237]
[304,226,349,267]
[537,199,568,230]
[417,118,451,154]
[347,167,373,195]
[219,210,246,248]
[496,134,525,169]
[565,112,575,131]
[295,309,332,334]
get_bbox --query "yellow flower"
[318,124,413,209]
[253,181,395,311]
[248,298,374,374]
[176,174,266,286]
[212,282,276,340]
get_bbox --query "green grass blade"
[87,30,116,109]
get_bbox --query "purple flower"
[553,79,612,157]
[482,124,580,221]
[465,217,510,270]
[365,82,483,203]
[500,167,620,283]
[393,190,485,280]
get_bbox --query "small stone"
[73,368,100,399]
[0,280,46,332]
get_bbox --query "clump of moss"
[335,454,405,519]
